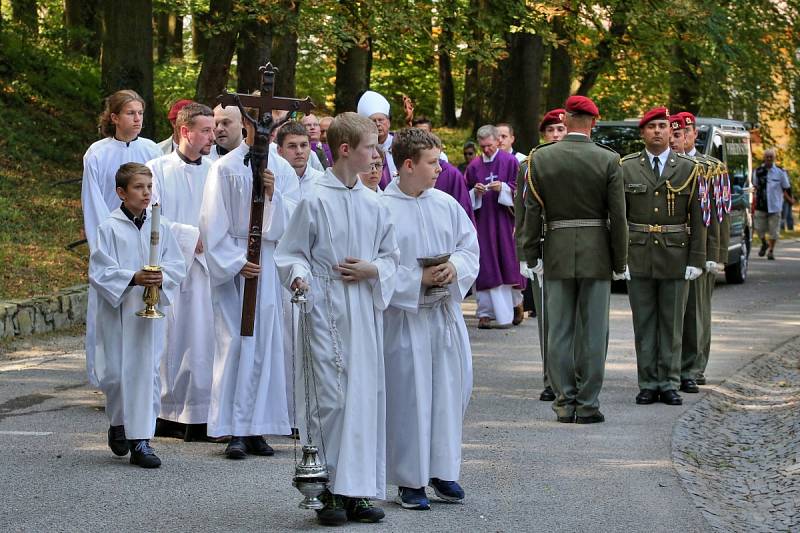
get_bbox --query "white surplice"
[200,142,298,437]
[274,169,399,499]
[148,152,214,424]
[380,181,479,488]
[82,136,161,388]
[89,208,185,440]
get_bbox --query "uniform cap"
[670,114,686,130]
[564,96,599,117]
[167,99,194,121]
[539,108,566,132]
[639,107,669,128]
[678,111,697,127]
[357,91,390,118]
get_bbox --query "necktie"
[652,156,660,178]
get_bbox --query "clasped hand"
[133,269,163,287]
[422,262,456,287]
[261,168,275,200]
[334,257,378,283]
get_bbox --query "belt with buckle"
[547,218,609,230]
[628,222,688,234]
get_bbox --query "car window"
[723,137,751,188]
[591,124,644,156]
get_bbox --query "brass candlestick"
[135,265,164,319]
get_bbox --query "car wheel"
[725,242,748,284]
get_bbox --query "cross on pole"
[217,62,315,337]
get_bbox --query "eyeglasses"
[370,164,384,171]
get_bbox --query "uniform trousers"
[681,271,715,380]
[628,277,689,392]
[545,278,610,418]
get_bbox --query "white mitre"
[357,90,390,118]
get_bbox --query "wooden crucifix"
[217,62,315,337]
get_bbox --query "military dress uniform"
[521,101,628,421]
[621,144,706,404]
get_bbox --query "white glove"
[685,266,703,280]
[532,259,544,276]
[612,266,631,281]
[704,261,718,274]
[519,261,535,280]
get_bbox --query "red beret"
[539,108,566,132]
[564,95,599,117]
[639,107,670,128]
[670,114,686,130]
[167,99,194,121]
[678,111,697,127]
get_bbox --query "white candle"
[148,203,160,266]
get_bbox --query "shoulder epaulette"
[620,152,640,163]
[595,142,619,155]
[675,152,697,163]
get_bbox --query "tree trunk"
[459,0,484,131]
[11,0,38,35]
[668,27,700,114]
[507,33,545,153]
[101,0,155,139]
[156,11,183,63]
[191,8,209,60]
[236,18,273,93]
[334,37,372,114]
[194,0,238,107]
[270,0,300,98]
[437,15,457,127]
[576,5,629,96]
[546,17,572,110]
[65,0,101,57]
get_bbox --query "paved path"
[1,239,798,532]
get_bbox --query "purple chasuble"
[435,160,476,226]
[379,164,392,190]
[465,150,524,291]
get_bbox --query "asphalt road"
[2,239,798,532]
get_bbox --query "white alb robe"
[89,208,185,440]
[81,136,161,387]
[148,152,215,424]
[380,182,479,488]
[274,169,399,499]
[200,142,298,437]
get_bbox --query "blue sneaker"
[395,487,430,510]
[429,478,465,502]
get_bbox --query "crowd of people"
[80,85,787,526]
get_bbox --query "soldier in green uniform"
[519,96,628,423]
[621,107,706,406]
[678,111,731,387]
[514,108,567,402]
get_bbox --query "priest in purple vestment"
[436,160,475,225]
[465,125,525,328]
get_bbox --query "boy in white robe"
[199,107,298,459]
[381,128,479,509]
[89,163,185,468]
[82,90,161,389]
[148,103,216,441]
[274,112,399,526]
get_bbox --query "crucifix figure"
[217,62,315,336]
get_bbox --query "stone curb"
[0,285,88,338]
[672,336,800,532]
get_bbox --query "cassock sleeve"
[81,152,111,250]
[274,198,316,291]
[367,204,400,311]
[199,165,249,287]
[156,218,188,307]
[497,158,519,207]
[89,225,137,308]
[390,264,423,314]
[149,164,202,273]
[447,202,480,301]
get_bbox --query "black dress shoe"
[695,374,707,385]
[680,379,700,393]
[556,414,575,423]
[576,412,605,424]
[107,425,128,456]
[635,389,658,405]
[244,435,274,456]
[659,390,683,405]
[539,386,556,401]
[129,439,161,468]
[225,437,248,459]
